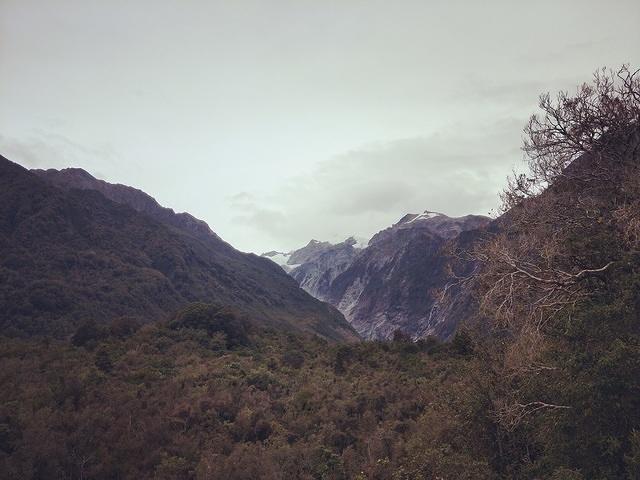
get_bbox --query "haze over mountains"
[7,147,625,349]
[1,153,494,343]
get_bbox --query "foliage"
[0,327,497,479]
[2,278,638,480]
[169,303,250,348]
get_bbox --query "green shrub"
[169,303,250,348]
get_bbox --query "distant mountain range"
[1,153,490,343]
[0,157,357,341]
[263,211,490,340]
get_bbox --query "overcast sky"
[1,0,639,252]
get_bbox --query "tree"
[169,303,250,348]
[94,348,113,373]
[71,320,105,348]
[480,65,639,332]
[458,65,640,431]
[508,65,640,207]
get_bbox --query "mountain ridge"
[262,211,491,340]
[1,157,357,341]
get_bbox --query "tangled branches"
[446,66,640,430]
[504,65,640,209]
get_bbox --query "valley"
[1,65,639,479]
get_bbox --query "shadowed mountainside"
[0,157,357,341]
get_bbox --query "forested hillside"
[0,282,638,479]
[0,158,356,341]
[1,67,639,479]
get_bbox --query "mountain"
[32,167,220,243]
[327,212,490,340]
[262,238,364,301]
[290,238,364,302]
[265,212,490,340]
[0,157,357,341]
[261,250,295,272]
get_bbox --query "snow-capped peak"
[352,236,370,249]
[262,251,291,267]
[404,210,444,224]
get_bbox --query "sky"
[1,0,639,253]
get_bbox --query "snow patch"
[405,210,443,224]
[353,237,370,249]
[264,252,291,267]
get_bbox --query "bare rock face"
[289,238,363,303]
[370,211,488,244]
[264,212,490,341]
[262,238,364,301]
[327,212,490,340]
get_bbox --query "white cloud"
[230,117,524,251]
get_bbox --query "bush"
[282,350,305,369]
[247,369,276,391]
[450,329,474,356]
[71,320,106,348]
[109,316,141,338]
[94,348,113,373]
[392,329,412,343]
[550,467,584,480]
[169,303,250,348]
[334,345,355,374]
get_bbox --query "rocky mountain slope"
[290,238,363,302]
[263,238,364,300]
[265,212,490,340]
[1,157,357,341]
[328,212,490,340]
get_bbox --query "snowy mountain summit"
[399,210,445,224]
[261,209,491,340]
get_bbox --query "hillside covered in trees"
[0,158,355,342]
[1,285,639,479]
[1,67,639,479]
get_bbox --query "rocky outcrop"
[265,211,490,341]
[327,212,490,340]
[289,238,363,302]
[263,238,364,301]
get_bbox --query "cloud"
[455,78,547,107]
[230,117,525,251]
[229,191,256,205]
[0,132,119,179]
[2,120,527,254]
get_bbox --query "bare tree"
[480,66,639,331]
[449,66,640,429]
[505,65,640,209]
